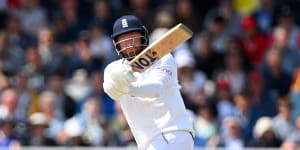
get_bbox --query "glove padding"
[103,60,136,100]
[103,78,128,100]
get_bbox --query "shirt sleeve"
[127,54,176,98]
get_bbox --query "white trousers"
[145,130,194,150]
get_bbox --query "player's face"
[116,31,145,59]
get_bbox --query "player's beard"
[123,45,144,60]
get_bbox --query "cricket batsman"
[103,15,195,150]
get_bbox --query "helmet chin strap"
[126,56,134,61]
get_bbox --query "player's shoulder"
[107,59,124,65]
[159,53,176,65]
[104,59,123,71]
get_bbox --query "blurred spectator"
[38,27,66,77]
[22,46,45,92]
[92,0,117,35]
[62,117,90,146]
[205,14,230,53]
[51,13,77,44]
[50,0,87,44]
[261,47,292,103]
[0,114,20,148]
[111,102,136,146]
[282,116,300,150]
[23,112,56,146]
[192,31,223,79]
[0,31,24,76]
[232,91,260,142]
[153,9,174,29]
[17,0,47,36]
[270,26,300,75]
[291,67,300,119]
[88,20,115,66]
[64,69,91,102]
[77,71,115,120]
[246,71,273,117]
[101,120,124,146]
[175,50,207,112]
[13,72,33,121]
[204,0,241,36]
[174,0,199,33]
[121,0,153,31]
[46,73,76,119]
[194,103,217,147]
[0,72,9,91]
[272,97,294,141]
[274,5,300,50]
[0,88,19,120]
[57,0,82,33]
[237,15,269,68]
[67,30,102,77]
[218,116,244,150]
[75,97,104,146]
[214,78,235,121]
[217,45,246,94]
[38,90,64,144]
[0,1,7,11]
[253,0,276,33]
[4,14,35,50]
[249,116,281,147]
[225,38,253,71]
[0,88,22,147]
[94,97,127,147]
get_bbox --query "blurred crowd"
[0,0,299,149]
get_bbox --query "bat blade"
[129,23,193,73]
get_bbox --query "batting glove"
[103,78,128,100]
[103,60,137,100]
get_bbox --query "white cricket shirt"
[119,54,194,149]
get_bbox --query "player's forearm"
[128,79,165,98]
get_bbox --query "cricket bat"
[129,23,193,73]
